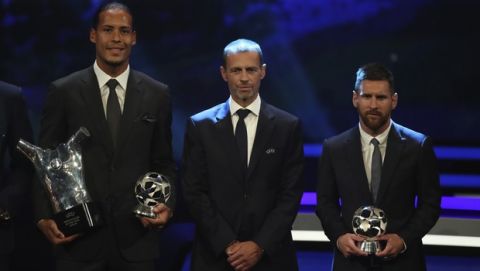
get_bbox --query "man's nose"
[240,70,249,82]
[112,30,121,41]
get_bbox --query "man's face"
[352,80,398,136]
[89,8,136,73]
[220,51,266,107]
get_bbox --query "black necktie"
[106,79,121,148]
[370,138,382,203]
[235,109,250,170]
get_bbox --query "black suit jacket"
[0,81,33,254]
[34,67,176,261]
[316,122,441,271]
[182,100,304,270]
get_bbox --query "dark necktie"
[370,138,382,203]
[106,79,121,148]
[235,109,250,170]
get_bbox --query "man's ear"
[220,66,228,82]
[89,28,96,44]
[392,92,398,110]
[260,63,266,79]
[352,90,358,108]
[132,31,137,45]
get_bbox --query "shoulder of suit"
[131,69,169,90]
[190,103,224,123]
[391,122,428,144]
[323,127,357,148]
[262,102,299,122]
[0,81,22,98]
[51,67,91,87]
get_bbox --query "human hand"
[226,241,263,271]
[138,203,172,229]
[336,233,368,257]
[37,219,79,245]
[375,233,405,258]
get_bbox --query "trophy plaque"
[17,127,102,236]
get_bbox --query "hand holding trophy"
[352,206,388,254]
[17,127,102,236]
[133,172,171,219]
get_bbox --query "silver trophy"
[352,206,388,254]
[133,172,171,218]
[17,127,102,236]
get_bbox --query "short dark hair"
[354,63,394,92]
[222,39,264,67]
[92,2,134,30]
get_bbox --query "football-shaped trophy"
[133,172,171,218]
[16,127,102,236]
[352,206,387,254]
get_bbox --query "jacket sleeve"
[181,118,237,256]
[150,86,177,211]
[252,119,305,256]
[398,137,441,245]
[315,139,349,243]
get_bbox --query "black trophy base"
[53,202,103,236]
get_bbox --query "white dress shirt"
[229,95,261,166]
[359,120,392,187]
[93,60,129,116]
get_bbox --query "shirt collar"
[359,119,392,146]
[93,60,130,90]
[229,95,261,117]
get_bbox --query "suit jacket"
[182,100,304,270]
[316,122,441,271]
[34,67,176,261]
[0,81,33,254]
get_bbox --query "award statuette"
[17,127,102,236]
[352,206,388,254]
[133,172,171,218]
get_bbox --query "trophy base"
[133,204,156,218]
[358,240,382,255]
[53,202,103,236]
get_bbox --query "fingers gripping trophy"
[17,127,102,236]
[352,206,388,254]
[133,172,171,218]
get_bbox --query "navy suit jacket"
[316,122,441,271]
[34,67,176,261]
[182,100,304,270]
[0,81,33,254]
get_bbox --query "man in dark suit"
[34,3,176,271]
[182,39,304,271]
[0,81,33,270]
[316,63,441,271]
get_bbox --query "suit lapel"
[78,67,113,154]
[246,102,275,180]
[116,70,144,154]
[344,128,372,202]
[376,123,405,204]
[215,102,244,182]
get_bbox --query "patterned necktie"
[235,109,250,170]
[106,79,121,148]
[370,138,382,203]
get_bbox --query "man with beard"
[34,2,176,271]
[182,39,304,270]
[316,63,441,271]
